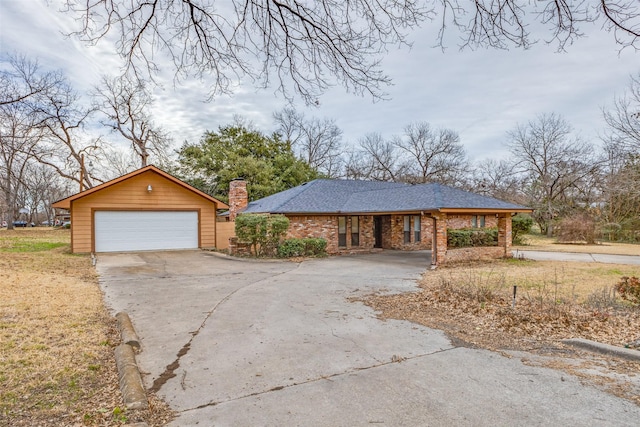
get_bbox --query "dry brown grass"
[516,234,640,256]
[0,229,173,426]
[426,258,640,302]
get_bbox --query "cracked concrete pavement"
[96,250,640,426]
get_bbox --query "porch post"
[497,213,513,257]
[431,212,448,266]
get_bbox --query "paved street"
[97,250,640,426]
[516,249,640,265]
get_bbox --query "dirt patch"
[0,229,175,426]
[359,258,640,405]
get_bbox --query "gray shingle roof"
[243,179,529,214]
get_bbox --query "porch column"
[497,213,513,257]
[431,212,448,266]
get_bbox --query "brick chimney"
[228,178,248,221]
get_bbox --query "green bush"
[235,213,290,257]
[277,238,327,258]
[447,229,472,248]
[511,214,533,245]
[304,238,327,256]
[277,238,306,257]
[447,228,498,248]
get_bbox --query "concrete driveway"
[97,251,640,426]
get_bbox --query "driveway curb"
[562,338,640,361]
[114,344,148,410]
[116,312,141,349]
[114,311,148,410]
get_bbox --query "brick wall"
[447,214,498,229]
[287,215,340,253]
[497,214,513,256]
[229,210,514,263]
[286,214,377,254]
[228,179,248,221]
[443,246,508,264]
[388,214,433,250]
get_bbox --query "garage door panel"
[95,211,198,252]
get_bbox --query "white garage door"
[94,211,199,252]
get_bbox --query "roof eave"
[438,208,533,213]
[51,165,229,210]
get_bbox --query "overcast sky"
[1,1,638,163]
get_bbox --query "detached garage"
[52,165,229,253]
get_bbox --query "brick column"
[497,213,513,257]
[431,212,448,266]
[228,179,248,221]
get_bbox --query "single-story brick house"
[230,179,531,265]
[52,165,229,253]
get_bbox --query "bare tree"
[603,72,640,155]
[273,108,343,177]
[94,75,171,167]
[0,100,43,229]
[352,133,405,182]
[470,158,524,203]
[63,1,639,105]
[0,55,64,106]
[508,113,601,236]
[32,77,104,190]
[393,122,468,186]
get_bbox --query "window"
[338,216,347,247]
[404,216,411,243]
[472,215,486,228]
[351,216,360,247]
[413,215,421,242]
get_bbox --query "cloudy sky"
[1,1,638,163]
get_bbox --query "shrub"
[615,276,640,305]
[277,238,327,258]
[235,213,290,257]
[511,214,533,244]
[277,238,306,258]
[447,228,498,248]
[304,238,327,256]
[556,213,596,244]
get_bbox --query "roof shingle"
[243,179,529,214]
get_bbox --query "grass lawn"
[0,228,171,426]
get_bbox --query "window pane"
[480,215,486,228]
[338,216,346,233]
[414,215,421,242]
[351,216,359,246]
[471,215,477,228]
[404,216,411,243]
[338,216,346,247]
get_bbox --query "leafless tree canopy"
[508,112,601,235]
[345,122,468,186]
[603,72,640,154]
[63,1,639,103]
[93,75,170,167]
[273,107,343,177]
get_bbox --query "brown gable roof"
[52,165,229,210]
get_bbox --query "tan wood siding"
[215,221,236,249]
[70,171,219,253]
